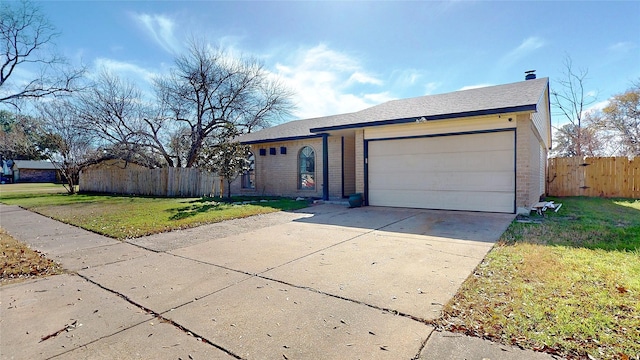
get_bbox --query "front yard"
[0,183,309,239]
[441,197,640,359]
[2,185,638,358]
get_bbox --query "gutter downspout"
[322,134,329,200]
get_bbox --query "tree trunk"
[64,172,76,195]
[185,134,204,168]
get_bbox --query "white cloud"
[391,69,424,88]
[423,82,441,95]
[459,83,493,91]
[586,100,609,114]
[500,36,545,67]
[364,92,396,103]
[272,44,387,119]
[91,58,162,102]
[348,72,383,86]
[608,41,635,53]
[93,58,158,84]
[132,13,180,54]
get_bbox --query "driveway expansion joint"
[257,274,434,326]
[411,327,436,360]
[46,318,151,359]
[122,239,165,253]
[75,273,246,360]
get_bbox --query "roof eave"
[310,104,538,133]
[241,134,324,145]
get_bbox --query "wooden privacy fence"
[547,157,640,198]
[79,167,221,197]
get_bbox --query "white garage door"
[367,131,515,213]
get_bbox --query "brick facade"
[327,136,342,198]
[516,113,547,209]
[231,138,325,198]
[15,169,58,183]
[230,135,358,200]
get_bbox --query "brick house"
[231,76,551,213]
[11,160,60,183]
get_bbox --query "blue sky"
[30,1,640,126]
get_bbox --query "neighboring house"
[12,160,60,183]
[232,75,551,214]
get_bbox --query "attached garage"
[366,130,515,213]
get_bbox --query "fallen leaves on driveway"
[1,228,63,284]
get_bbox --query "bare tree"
[74,71,162,166]
[155,40,294,167]
[552,121,604,157]
[0,0,83,107]
[551,56,598,156]
[590,80,640,156]
[37,99,99,194]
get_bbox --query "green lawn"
[0,182,67,196]
[0,183,309,239]
[441,197,640,359]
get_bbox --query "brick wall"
[327,136,343,198]
[342,135,356,196]
[231,138,324,198]
[516,114,547,208]
[15,169,58,183]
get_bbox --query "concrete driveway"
[1,203,556,360]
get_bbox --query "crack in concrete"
[122,241,164,253]
[72,273,246,360]
[47,317,152,359]
[411,328,434,360]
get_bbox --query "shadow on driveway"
[291,204,515,243]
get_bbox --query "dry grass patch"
[441,197,640,359]
[1,228,63,284]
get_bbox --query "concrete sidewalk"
[0,204,556,360]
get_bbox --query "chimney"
[525,70,536,80]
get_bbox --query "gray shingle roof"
[12,160,57,170]
[239,77,548,144]
[238,116,337,144]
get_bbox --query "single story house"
[11,160,60,183]
[231,75,551,213]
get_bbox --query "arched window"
[241,152,255,189]
[298,146,315,190]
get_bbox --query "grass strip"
[441,197,640,359]
[0,184,309,239]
